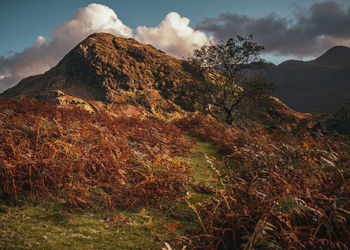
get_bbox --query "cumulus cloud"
[136,12,212,58]
[196,1,350,58]
[0,5,211,93]
[0,3,132,93]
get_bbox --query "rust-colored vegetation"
[175,115,350,249]
[0,97,191,210]
[2,33,349,249]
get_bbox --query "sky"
[0,0,350,92]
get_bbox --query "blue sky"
[0,0,349,92]
[0,0,339,56]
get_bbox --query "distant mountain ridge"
[267,46,350,113]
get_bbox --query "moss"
[0,199,187,249]
[188,139,222,184]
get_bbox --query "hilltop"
[0,33,194,117]
[313,46,350,68]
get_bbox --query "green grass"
[0,199,195,249]
[0,138,221,249]
[183,138,223,203]
[188,139,222,184]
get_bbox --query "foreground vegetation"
[0,137,222,249]
[176,115,350,249]
[0,97,191,210]
[1,98,350,249]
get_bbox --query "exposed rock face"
[0,33,193,116]
[266,46,350,113]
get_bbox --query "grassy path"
[184,139,223,203]
[0,139,221,249]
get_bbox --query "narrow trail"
[185,139,223,203]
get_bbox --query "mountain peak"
[324,45,350,53]
[312,45,350,68]
[0,33,192,116]
[76,32,163,57]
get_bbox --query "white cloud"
[136,12,212,58]
[0,3,132,93]
[50,3,132,46]
[33,36,51,48]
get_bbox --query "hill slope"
[267,46,350,113]
[0,33,194,116]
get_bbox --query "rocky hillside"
[0,33,195,117]
[267,46,350,113]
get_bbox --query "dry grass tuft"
[175,114,350,249]
[0,97,192,210]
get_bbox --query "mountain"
[267,46,350,113]
[313,46,350,68]
[0,33,195,117]
[0,32,306,126]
